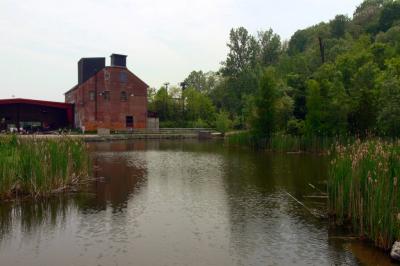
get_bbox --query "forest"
[148,0,400,140]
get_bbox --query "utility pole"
[180,82,187,123]
[163,82,169,120]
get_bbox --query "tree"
[275,94,294,131]
[353,0,385,33]
[183,71,208,92]
[183,88,216,126]
[377,57,400,136]
[288,30,309,55]
[151,86,176,122]
[215,111,232,134]
[183,71,220,94]
[221,27,260,77]
[305,80,324,135]
[305,64,349,136]
[250,68,278,138]
[378,1,400,32]
[286,73,307,120]
[347,61,380,134]
[258,29,282,66]
[330,15,350,38]
[377,77,400,136]
[149,1,400,138]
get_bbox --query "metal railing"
[114,128,216,135]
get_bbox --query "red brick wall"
[65,67,148,131]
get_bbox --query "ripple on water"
[0,140,393,265]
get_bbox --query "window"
[126,116,134,128]
[120,91,127,101]
[89,91,95,101]
[103,91,110,101]
[104,71,111,80]
[119,72,128,83]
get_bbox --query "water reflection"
[0,140,395,265]
[86,150,147,211]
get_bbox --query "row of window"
[104,71,128,83]
[89,91,130,101]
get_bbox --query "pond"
[0,139,395,265]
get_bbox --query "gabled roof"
[125,67,149,88]
[64,66,149,95]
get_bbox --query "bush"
[215,111,232,134]
[286,119,305,136]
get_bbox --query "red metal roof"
[0,98,73,109]
[0,98,74,125]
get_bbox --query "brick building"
[65,54,148,131]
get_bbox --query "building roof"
[64,66,149,95]
[0,98,73,109]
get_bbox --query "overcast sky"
[0,0,363,101]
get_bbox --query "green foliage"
[275,94,294,131]
[377,58,400,136]
[215,111,232,134]
[152,0,400,140]
[378,0,400,32]
[287,119,305,136]
[329,140,400,250]
[221,27,260,77]
[330,15,350,38]
[258,29,282,66]
[250,68,278,138]
[0,136,90,198]
[148,86,216,128]
[305,63,349,137]
[226,131,345,153]
[377,77,400,136]
[183,87,216,126]
[183,71,219,94]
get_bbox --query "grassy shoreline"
[226,131,354,153]
[328,140,400,251]
[227,132,400,251]
[0,135,90,199]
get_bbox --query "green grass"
[0,135,90,199]
[226,131,354,153]
[328,140,400,250]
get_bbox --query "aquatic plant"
[328,140,400,250]
[0,135,90,199]
[226,132,353,153]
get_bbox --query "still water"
[0,140,395,265]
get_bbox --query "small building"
[0,98,74,132]
[65,54,149,131]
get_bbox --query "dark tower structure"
[78,57,106,84]
[110,54,127,67]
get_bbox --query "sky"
[0,0,363,102]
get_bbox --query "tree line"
[148,0,400,137]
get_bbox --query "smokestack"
[110,54,127,67]
[78,57,105,84]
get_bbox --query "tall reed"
[328,140,400,250]
[226,131,353,153]
[0,135,90,199]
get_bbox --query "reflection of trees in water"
[220,151,355,264]
[0,196,82,242]
[0,145,148,244]
[222,151,329,230]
